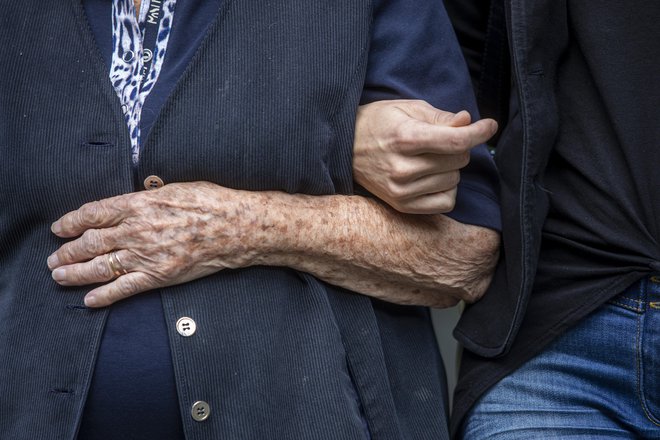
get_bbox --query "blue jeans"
[461,276,660,439]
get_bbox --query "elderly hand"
[353,100,497,214]
[47,182,268,308]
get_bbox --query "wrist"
[235,190,299,268]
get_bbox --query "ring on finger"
[107,252,128,277]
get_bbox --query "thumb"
[447,110,473,127]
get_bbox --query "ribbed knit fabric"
[1,2,132,439]
[0,1,450,439]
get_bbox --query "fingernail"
[47,254,60,269]
[51,221,62,235]
[52,268,66,281]
[84,294,98,307]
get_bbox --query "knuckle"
[113,277,141,300]
[438,201,456,214]
[93,257,112,279]
[433,193,456,213]
[385,182,408,200]
[444,194,457,211]
[81,229,106,255]
[122,274,140,291]
[431,110,449,126]
[392,124,418,149]
[447,132,466,151]
[58,244,77,264]
[390,127,407,149]
[389,163,413,182]
[80,201,106,227]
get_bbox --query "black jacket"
[447,0,569,360]
[445,0,660,434]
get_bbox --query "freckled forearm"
[240,190,500,308]
[47,181,497,308]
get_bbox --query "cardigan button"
[176,317,197,337]
[143,175,164,190]
[191,401,211,422]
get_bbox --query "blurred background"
[432,305,462,409]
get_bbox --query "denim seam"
[608,299,643,314]
[636,308,660,427]
[457,273,646,433]
[463,280,633,397]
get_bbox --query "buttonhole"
[50,388,75,395]
[81,141,114,148]
[65,304,88,311]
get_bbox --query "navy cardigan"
[0,1,497,439]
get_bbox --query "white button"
[143,175,164,190]
[176,317,196,337]
[122,50,135,63]
[191,401,210,422]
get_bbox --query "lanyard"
[139,0,165,86]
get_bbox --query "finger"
[389,152,470,183]
[397,100,464,126]
[447,110,472,127]
[47,227,120,269]
[392,188,458,215]
[51,250,133,286]
[52,197,129,238]
[387,171,461,201]
[405,104,475,129]
[84,271,154,308]
[399,118,498,155]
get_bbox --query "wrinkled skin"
[48,100,500,309]
[48,182,267,307]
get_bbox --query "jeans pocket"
[638,302,660,425]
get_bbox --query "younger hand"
[353,100,497,214]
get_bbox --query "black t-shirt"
[451,2,660,434]
[504,0,660,375]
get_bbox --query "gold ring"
[107,252,128,277]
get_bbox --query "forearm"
[47,181,499,308]
[248,190,500,308]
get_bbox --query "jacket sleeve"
[359,0,501,231]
